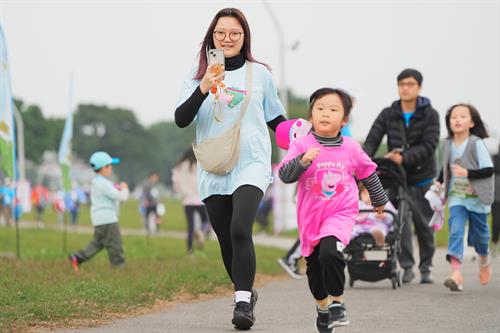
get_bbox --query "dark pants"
[285,238,302,263]
[399,184,435,273]
[305,236,346,299]
[255,197,272,230]
[492,202,500,244]
[75,223,125,267]
[184,205,209,252]
[203,185,263,291]
[35,205,45,222]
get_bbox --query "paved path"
[55,246,500,333]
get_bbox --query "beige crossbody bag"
[192,61,253,176]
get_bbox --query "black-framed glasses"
[213,30,243,42]
[397,81,418,88]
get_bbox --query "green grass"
[0,228,284,332]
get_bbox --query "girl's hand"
[374,205,385,217]
[301,148,320,165]
[451,164,468,177]
[120,182,129,190]
[200,64,225,94]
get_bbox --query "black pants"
[203,185,263,291]
[492,202,500,244]
[285,238,302,263]
[255,197,272,230]
[399,184,436,273]
[184,205,209,251]
[305,236,346,300]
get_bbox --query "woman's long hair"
[176,146,197,170]
[445,103,489,139]
[193,8,270,80]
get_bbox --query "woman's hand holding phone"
[200,63,225,94]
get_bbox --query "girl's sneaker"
[444,270,463,291]
[329,301,349,327]
[479,263,492,285]
[315,307,333,333]
[68,254,79,272]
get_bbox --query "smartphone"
[208,49,225,67]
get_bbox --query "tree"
[147,121,195,185]
[73,104,160,188]
[14,98,63,164]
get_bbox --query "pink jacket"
[279,134,377,257]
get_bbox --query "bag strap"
[237,61,253,122]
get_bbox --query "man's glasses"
[398,81,418,88]
[213,31,244,42]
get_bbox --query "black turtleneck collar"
[225,54,245,71]
[312,131,344,147]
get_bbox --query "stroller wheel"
[349,276,355,288]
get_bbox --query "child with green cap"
[69,151,129,270]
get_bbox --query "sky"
[1,0,499,148]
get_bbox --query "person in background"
[255,187,273,234]
[363,68,440,284]
[68,151,129,270]
[436,104,494,291]
[172,147,211,254]
[65,182,87,226]
[141,172,161,234]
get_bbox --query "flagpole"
[13,106,24,258]
[59,73,74,254]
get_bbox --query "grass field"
[0,228,284,332]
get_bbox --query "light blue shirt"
[448,138,493,213]
[90,175,129,226]
[177,62,285,200]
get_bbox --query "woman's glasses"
[213,31,243,42]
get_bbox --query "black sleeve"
[278,155,308,183]
[437,168,444,183]
[174,86,208,128]
[364,110,387,157]
[402,107,440,168]
[468,167,494,179]
[267,115,287,132]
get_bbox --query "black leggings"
[203,185,263,291]
[305,236,346,300]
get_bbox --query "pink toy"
[276,118,312,150]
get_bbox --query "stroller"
[344,158,408,289]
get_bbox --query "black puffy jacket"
[364,97,440,185]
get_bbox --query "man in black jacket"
[364,69,440,284]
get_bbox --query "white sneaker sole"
[330,319,350,328]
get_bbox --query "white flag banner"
[0,24,15,180]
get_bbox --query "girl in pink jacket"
[279,88,388,333]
